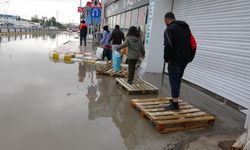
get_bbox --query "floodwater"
[0,33,245,150]
[0,33,161,150]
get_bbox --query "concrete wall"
[145,0,173,73]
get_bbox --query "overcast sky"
[0,0,91,24]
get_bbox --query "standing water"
[0,33,134,150]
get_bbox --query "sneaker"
[164,102,179,111]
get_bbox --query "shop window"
[110,16,113,29]
[131,9,139,26]
[116,14,121,27]
[138,6,148,31]
[120,13,126,29]
[125,11,132,29]
[113,15,117,29]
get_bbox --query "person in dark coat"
[164,12,196,110]
[79,20,88,46]
[109,25,125,54]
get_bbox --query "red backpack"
[190,32,197,62]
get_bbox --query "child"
[117,26,145,84]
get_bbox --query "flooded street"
[0,33,245,150]
[0,33,128,150]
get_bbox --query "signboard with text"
[145,0,155,48]
[90,8,101,18]
[89,0,102,8]
[78,7,85,13]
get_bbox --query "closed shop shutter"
[172,0,250,107]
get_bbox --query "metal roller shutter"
[172,0,250,107]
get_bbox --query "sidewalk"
[48,38,245,150]
[54,39,246,150]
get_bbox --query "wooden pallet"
[116,78,159,95]
[96,66,128,78]
[131,97,216,133]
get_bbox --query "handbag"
[96,47,104,59]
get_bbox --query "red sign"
[88,0,102,8]
[78,7,85,13]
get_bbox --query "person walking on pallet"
[163,12,197,111]
[117,26,145,85]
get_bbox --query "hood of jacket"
[172,20,189,28]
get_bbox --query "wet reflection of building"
[49,33,56,39]
[78,62,86,82]
[87,73,153,150]
[77,63,99,101]
[85,64,99,101]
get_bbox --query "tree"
[45,20,51,27]
[30,15,66,29]
[50,17,57,26]
[16,16,21,21]
[31,15,39,23]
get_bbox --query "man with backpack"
[163,12,197,111]
[79,20,88,47]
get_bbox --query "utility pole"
[56,10,59,22]
[80,0,82,22]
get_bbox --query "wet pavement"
[0,33,246,150]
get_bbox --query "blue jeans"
[168,62,188,98]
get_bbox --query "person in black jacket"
[164,12,193,110]
[79,20,88,46]
[109,25,125,54]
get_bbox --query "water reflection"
[78,62,86,82]
[85,65,98,101]
[0,32,73,44]
[0,32,200,150]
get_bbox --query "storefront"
[103,0,149,33]
[103,0,250,110]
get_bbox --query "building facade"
[102,0,149,33]
[102,0,250,114]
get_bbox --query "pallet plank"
[131,97,215,133]
[152,112,208,121]
[142,105,194,113]
[97,66,127,78]
[156,116,215,125]
[116,78,159,95]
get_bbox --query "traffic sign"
[89,0,101,8]
[78,7,85,13]
[90,8,101,18]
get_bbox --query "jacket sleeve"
[117,38,128,50]
[100,31,106,45]
[108,32,113,43]
[141,40,145,57]
[122,33,125,42]
[164,28,174,62]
